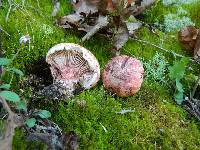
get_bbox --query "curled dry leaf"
[194,32,200,59]
[178,25,200,60]
[57,0,156,56]
[178,25,198,52]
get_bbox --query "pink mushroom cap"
[103,55,144,97]
[46,43,100,95]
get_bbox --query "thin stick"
[51,0,60,17]
[191,74,200,100]
[131,38,194,60]
[82,16,109,42]
[0,28,2,57]
[6,0,12,22]
[36,0,40,8]
[0,26,10,36]
[0,28,2,75]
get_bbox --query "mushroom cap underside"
[46,43,100,90]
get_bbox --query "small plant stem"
[9,73,14,84]
[191,74,200,100]
[36,0,40,8]
[0,28,2,75]
[6,0,13,22]
[0,25,10,36]
[11,47,22,61]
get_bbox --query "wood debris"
[56,0,156,55]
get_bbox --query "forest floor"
[1,0,200,149]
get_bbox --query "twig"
[51,0,60,17]
[0,28,2,75]
[0,0,2,7]
[36,0,40,8]
[81,16,109,42]
[191,74,200,100]
[183,98,200,122]
[0,26,10,37]
[6,0,13,22]
[131,38,194,60]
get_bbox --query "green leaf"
[174,91,184,105]
[0,58,11,66]
[8,67,24,76]
[0,91,20,102]
[169,57,189,80]
[176,79,184,92]
[38,110,51,119]
[17,101,27,111]
[25,118,36,128]
[0,84,11,90]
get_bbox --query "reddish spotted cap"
[103,55,144,97]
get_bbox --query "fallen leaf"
[57,0,156,55]
[194,31,200,59]
[112,23,129,55]
[178,25,198,52]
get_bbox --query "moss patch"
[0,0,200,149]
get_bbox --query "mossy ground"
[1,0,200,149]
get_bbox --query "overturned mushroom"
[103,55,144,97]
[43,43,100,99]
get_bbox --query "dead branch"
[183,98,200,122]
[191,74,200,100]
[81,16,109,42]
[0,97,18,150]
[52,0,60,17]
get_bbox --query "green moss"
[13,129,45,150]
[55,83,200,149]
[0,0,200,149]
[189,1,200,27]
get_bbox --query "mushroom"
[46,43,100,98]
[103,55,144,97]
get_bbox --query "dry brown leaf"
[82,15,109,42]
[178,25,198,52]
[126,22,142,35]
[194,32,200,59]
[57,0,156,55]
[73,0,99,16]
[113,23,129,56]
